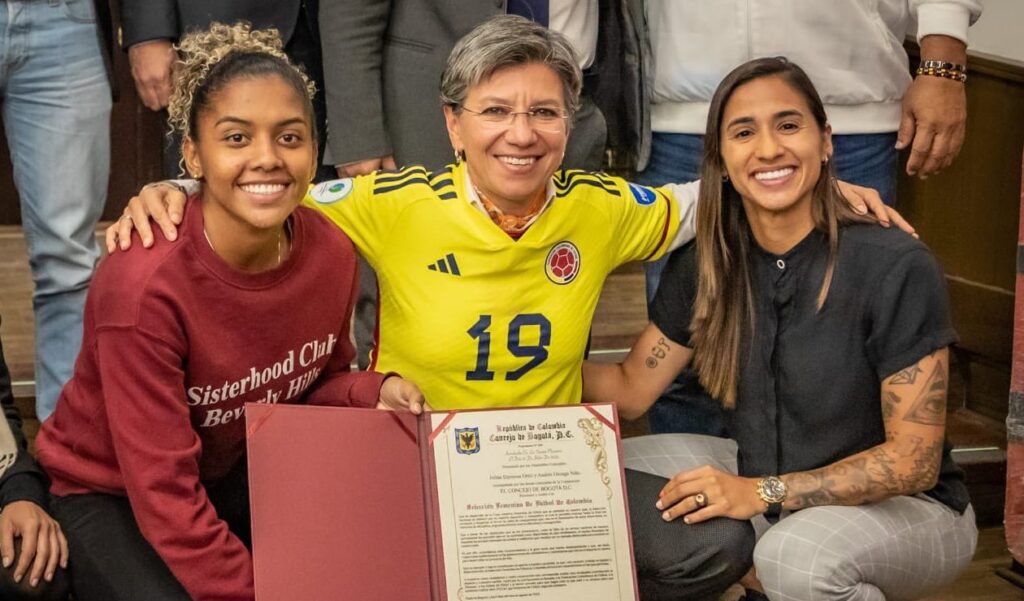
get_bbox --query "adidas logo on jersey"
[427,253,461,276]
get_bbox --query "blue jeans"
[637,132,897,435]
[1,0,110,419]
[830,132,898,207]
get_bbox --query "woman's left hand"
[376,376,428,414]
[656,465,765,524]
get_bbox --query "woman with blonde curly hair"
[34,23,424,601]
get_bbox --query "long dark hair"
[689,57,872,408]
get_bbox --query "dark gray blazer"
[120,0,307,47]
[320,0,650,171]
[319,0,500,170]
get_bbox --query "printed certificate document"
[428,405,636,600]
[246,403,637,601]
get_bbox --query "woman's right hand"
[376,376,428,415]
[105,182,189,252]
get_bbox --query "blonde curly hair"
[168,22,317,148]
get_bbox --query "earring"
[822,156,830,164]
[454,149,465,164]
[722,174,730,182]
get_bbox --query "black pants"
[626,469,754,600]
[0,537,71,601]
[50,459,251,601]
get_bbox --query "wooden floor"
[0,225,1021,600]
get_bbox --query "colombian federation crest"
[545,241,580,285]
[309,178,354,204]
[455,427,481,455]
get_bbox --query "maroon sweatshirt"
[37,200,386,601]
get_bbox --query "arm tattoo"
[890,364,923,385]
[785,470,841,508]
[784,359,947,509]
[902,361,947,426]
[892,434,923,458]
[786,439,942,509]
[881,391,901,421]
[645,338,671,369]
[787,454,892,509]
[909,439,943,490]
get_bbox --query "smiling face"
[719,75,833,221]
[443,62,569,213]
[183,73,316,235]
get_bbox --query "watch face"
[761,477,787,502]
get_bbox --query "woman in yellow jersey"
[107,16,905,600]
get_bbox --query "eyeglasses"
[458,105,569,132]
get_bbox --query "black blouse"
[650,223,969,512]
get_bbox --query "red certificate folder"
[245,403,636,601]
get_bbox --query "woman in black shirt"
[584,57,976,600]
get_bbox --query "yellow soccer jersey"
[304,163,680,410]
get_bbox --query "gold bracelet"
[915,66,967,83]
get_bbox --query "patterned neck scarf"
[474,185,549,240]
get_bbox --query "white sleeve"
[661,179,701,253]
[912,0,982,44]
[169,179,201,196]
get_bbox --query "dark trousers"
[0,538,71,601]
[626,469,754,600]
[50,459,250,601]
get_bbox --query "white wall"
[967,0,1024,62]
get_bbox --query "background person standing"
[121,0,335,180]
[0,0,114,420]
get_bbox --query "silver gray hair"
[439,15,582,120]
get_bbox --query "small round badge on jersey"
[310,179,354,204]
[628,183,658,206]
[545,241,581,285]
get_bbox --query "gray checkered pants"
[624,434,978,601]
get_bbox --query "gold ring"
[121,214,132,222]
[694,492,708,508]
